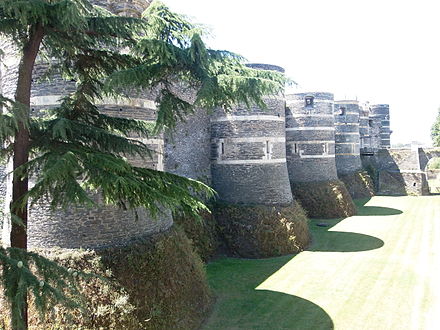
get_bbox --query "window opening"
[305,96,314,107]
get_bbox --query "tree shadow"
[354,198,403,216]
[205,256,334,329]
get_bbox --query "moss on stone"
[339,171,375,199]
[213,202,310,258]
[292,180,357,219]
[173,210,220,262]
[1,226,213,329]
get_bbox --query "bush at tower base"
[339,171,375,199]
[213,201,310,258]
[291,180,357,219]
[0,226,213,329]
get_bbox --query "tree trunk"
[10,24,44,330]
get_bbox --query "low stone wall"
[213,202,310,258]
[377,171,429,196]
[291,180,356,219]
[361,149,430,196]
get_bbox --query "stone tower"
[1,0,173,249]
[371,104,391,149]
[285,92,338,182]
[210,64,310,257]
[285,92,356,218]
[211,64,293,206]
[334,100,374,198]
[359,102,371,153]
[334,100,362,175]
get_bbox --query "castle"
[1,0,418,258]
[3,0,440,328]
[1,56,391,254]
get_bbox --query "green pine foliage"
[0,0,288,327]
[431,108,440,147]
[0,247,92,329]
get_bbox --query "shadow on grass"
[354,198,403,216]
[204,197,396,328]
[205,257,334,330]
[309,215,384,253]
[309,228,384,252]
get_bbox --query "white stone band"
[299,154,335,159]
[211,115,284,122]
[286,114,334,118]
[287,99,333,104]
[30,95,157,109]
[219,137,286,143]
[335,123,359,126]
[215,158,287,165]
[288,140,335,144]
[286,127,335,131]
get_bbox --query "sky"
[164,0,440,146]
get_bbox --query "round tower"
[334,100,362,175]
[359,102,370,153]
[285,92,338,182]
[210,64,310,258]
[285,92,356,218]
[1,0,173,249]
[334,101,374,198]
[371,104,391,149]
[369,114,383,151]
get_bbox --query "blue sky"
[165,0,440,145]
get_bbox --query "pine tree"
[0,1,286,328]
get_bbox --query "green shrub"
[427,157,440,170]
[292,180,356,219]
[1,226,213,329]
[339,171,375,199]
[173,210,220,262]
[214,202,310,258]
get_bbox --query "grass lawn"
[203,196,440,329]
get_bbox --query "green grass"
[204,196,440,329]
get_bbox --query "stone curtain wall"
[361,148,430,196]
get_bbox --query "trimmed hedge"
[1,226,213,329]
[214,201,310,258]
[292,180,356,219]
[173,210,220,262]
[339,171,375,199]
